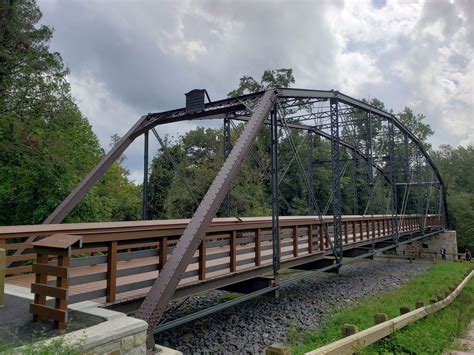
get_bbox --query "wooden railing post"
[319,224,324,251]
[106,241,117,303]
[352,221,356,242]
[344,222,348,244]
[199,239,206,280]
[159,237,168,271]
[292,226,298,257]
[230,231,237,272]
[255,229,261,266]
[0,247,4,307]
[30,234,81,330]
[308,225,313,254]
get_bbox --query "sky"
[37,0,473,183]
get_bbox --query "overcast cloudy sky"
[38,0,473,183]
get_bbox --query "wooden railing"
[0,215,443,306]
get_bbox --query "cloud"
[38,0,473,182]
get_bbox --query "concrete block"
[341,324,359,337]
[78,305,127,321]
[155,344,183,355]
[92,340,121,354]
[374,313,389,325]
[134,331,147,347]
[265,343,291,355]
[125,344,147,355]
[121,335,135,352]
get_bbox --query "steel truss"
[33,88,448,344]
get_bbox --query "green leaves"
[0,0,141,225]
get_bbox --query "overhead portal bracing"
[37,88,447,343]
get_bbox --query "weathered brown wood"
[371,220,376,239]
[33,253,48,322]
[352,221,356,242]
[32,264,68,278]
[319,225,324,251]
[106,241,117,303]
[31,283,67,299]
[230,231,237,272]
[30,303,66,323]
[293,226,298,257]
[359,220,364,240]
[308,225,313,254]
[344,222,348,244]
[255,229,261,266]
[31,233,82,249]
[55,255,69,330]
[199,239,206,280]
[159,237,168,271]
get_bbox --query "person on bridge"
[465,249,472,261]
[440,248,447,261]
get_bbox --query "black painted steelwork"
[330,98,343,263]
[388,120,400,243]
[223,117,232,217]
[143,130,149,220]
[271,105,280,276]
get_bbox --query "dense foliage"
[433,145,474,252]
[0,0,140,225]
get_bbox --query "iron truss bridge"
[0,88,447,346]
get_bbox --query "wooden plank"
[106,241,117,303]
[31,234,82,249]
[32,264,68,278]
[6,253,36,263]
[255,229,261,266]
[344,222,348,244]
[55,255,69,329]
[199,240,206,281]
[30,303,66,323]
[308,225,313,254]
[159,237,168,271]
[33,253,48,322]
[319,225,324,251]
[230,231,237,272]
[31,283,67,299]
[352,221,356,242]
[5,265,32,276]
[293,226,298,257]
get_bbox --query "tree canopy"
[0,0,140,225]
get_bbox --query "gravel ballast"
[155,258,432,354]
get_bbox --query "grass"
[291,261,473,355]
[0,332,83,355]
[364,277,474,354]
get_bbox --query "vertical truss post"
[388,120,399,243]
[351,150,358,215]
[365,112,374,187]
[271,105,280,277]
[143,130,149,220]
[404,134,410,181]
[330,98,343,263]
[223,117,232,217]
[307,130,315,215]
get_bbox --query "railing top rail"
[0,214,435,240]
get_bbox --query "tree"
[0,0,140,225]
[227,68,295,97]
[432,145,474,252]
